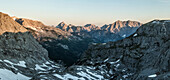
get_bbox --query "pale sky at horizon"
[0,0,170,26]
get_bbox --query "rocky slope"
[15,18,72,41]
[15,18,89,66]
[0,12,27,35]
[77,20,170,80]
[0,12,107,80]
[101,20,142,37]
[0,12,48,64]
[0,12,49,79]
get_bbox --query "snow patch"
[53,74,63,79]
[27,26,37,31]
[0,69,31,80]
[102,43,106,45]
[35,64,46,71]
[152,21,160,24]
[109,59,120,64]
[4,60,13,64]
[92,43,97,45]
[41,63,48,67]
[104,58,109,62]
[133,34,137,37]
[63,74,84,80]
[57,43,69,50]
[86,69,104,79]
[77,71,95,80]
[16,61,26,67]
[13,18,16,20]
[122,34,126,38]
[148,74,157,78]
[45,61,50,64]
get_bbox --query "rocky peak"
[137,20,169,37]
[57,22,68,31]
[0,12,27,35]
[84,24,100,31]
[84,24,96,27]
[58,22,67,26]
[101,20,142,37]
[105,20,142,30]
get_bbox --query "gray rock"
[78,20,170,80]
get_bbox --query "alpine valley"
[0,12,169,80]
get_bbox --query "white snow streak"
[0,69,31,80]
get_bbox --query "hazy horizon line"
[2,11,169,27]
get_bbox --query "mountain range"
[0,12,169,80]
[13,16,142,66]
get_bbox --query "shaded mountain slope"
[77,20,170,80]
[15,18,88,66]
[0,12,107,80]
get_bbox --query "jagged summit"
[0,12,27,35]
[102,20,142,30]
[58,21,67,27]
[100,20,142,37]
[84,24,96,27]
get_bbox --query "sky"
[0,0,170,26]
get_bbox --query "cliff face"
[0,12,48,62]
[77,20,170,80]
[0,32,48,65]
[0,12,51,79]
[0,12,27,35]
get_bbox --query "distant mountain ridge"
[57,22,101,33]
[101,20,142,37]
[14,16,142,66]
[57,20,142,38]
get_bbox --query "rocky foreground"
[77,20,170,80]
[0,12,169,80]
